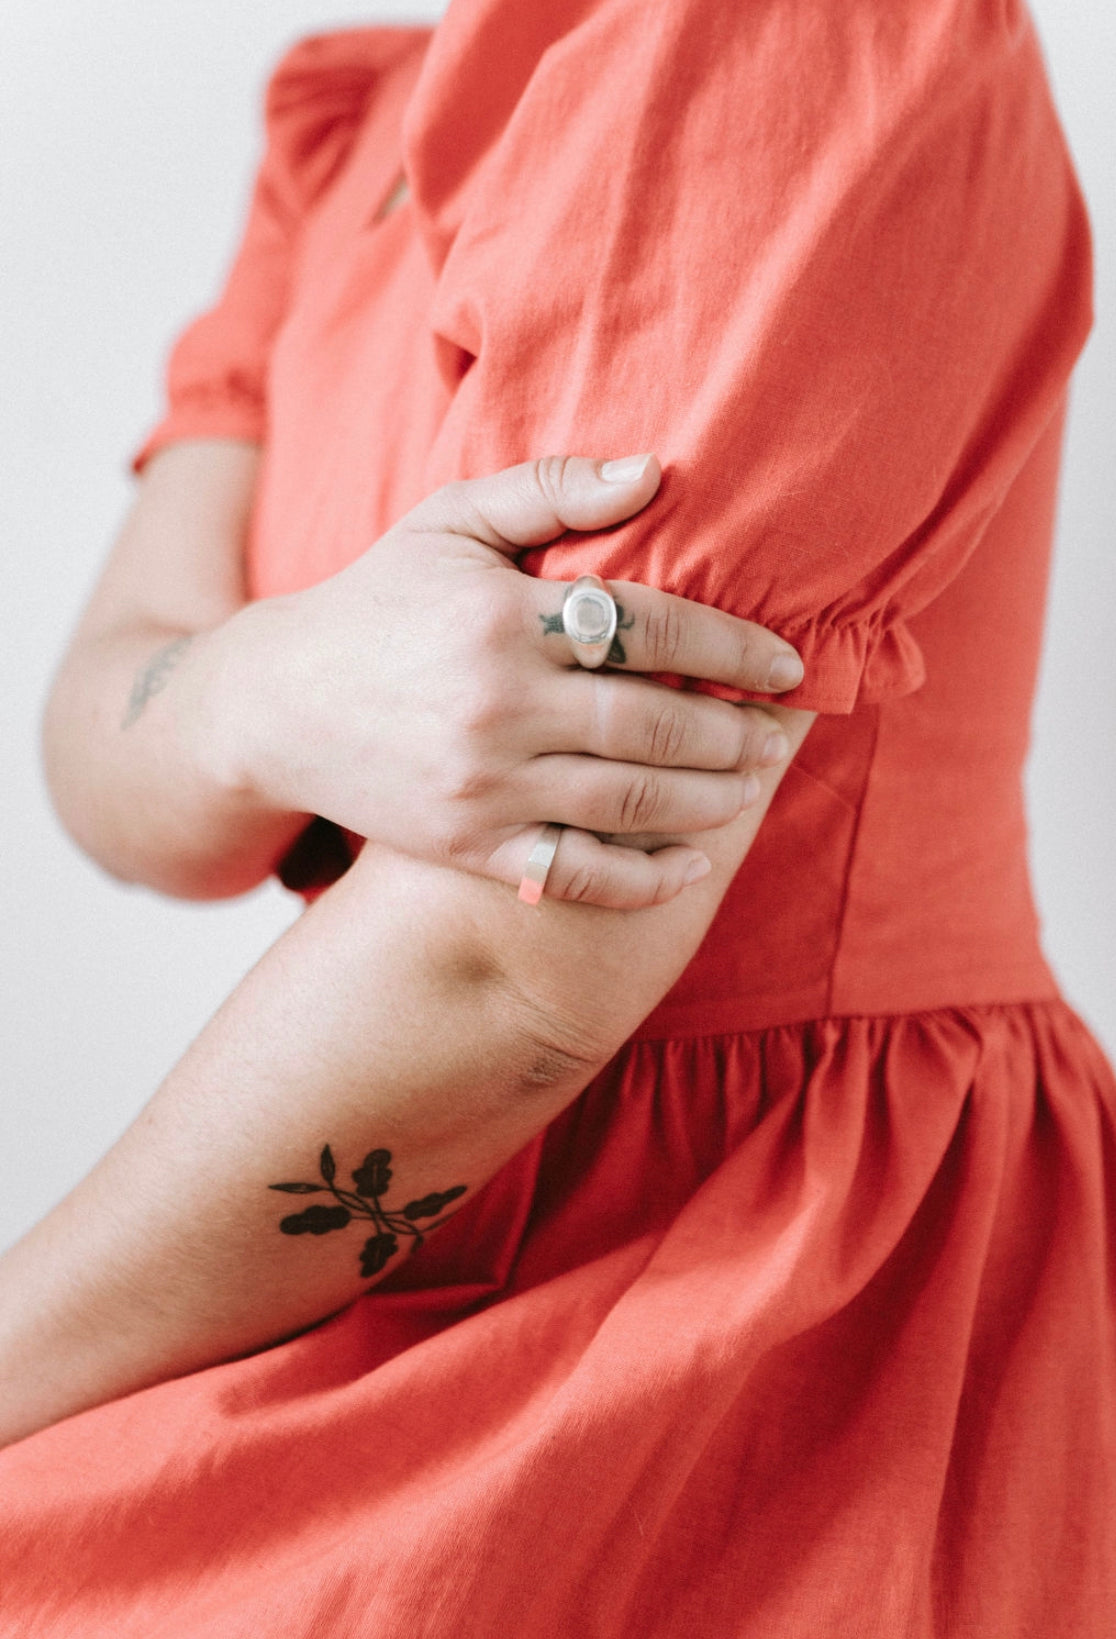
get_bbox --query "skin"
[0,697,810,1449]
[42,444,805,906]
[1,445,812,1448]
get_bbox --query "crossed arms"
[0,443,810,1447]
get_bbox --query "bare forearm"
[41,441,299,898]
[46,445,809,907]
[0,850,605,1446]
[2,710,810,1446]
[43,617,303,898]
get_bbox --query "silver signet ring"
[517,822,563,905]
[561,575,618,670]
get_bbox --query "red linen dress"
[2,3,1112,1634]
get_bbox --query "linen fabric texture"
[2,2,1112,1634]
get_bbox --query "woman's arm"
[41,441,304,899]
[0,701,811,1448]
[43,444,804,905]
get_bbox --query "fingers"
[533,578,804,694]
[518,755,760,837]
[489,827,713,911]
[543,833,712,910]
[401,450,803,693]
[403,454,662,555]
[548,673,789,772]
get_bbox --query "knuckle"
[436,740,498,806]
[444,768,497,811]
[483,571,525,622]
[435,478,470,511]
[432,814,477,867]
[560,863,609,905]
[618,772,665,832]
[452,681,503,741]
[439,481,499,547]
[460,582,514,650]
[647,702,687,765]
[643,599,685,672]
[531,454,574,512]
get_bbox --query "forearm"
[0,848,608,1446]
[46,444,809,906]
[42,441,300,899]
[2,708,810,1447]
[43,616,304,898]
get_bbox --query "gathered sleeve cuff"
[409,0,1092,713]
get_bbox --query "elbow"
[495,977,617,1100]
[420,934,611,1102]
[39,685,122,877]
[514,1033,609,1098]
[40,695,268,903]
[338,846,625,1104]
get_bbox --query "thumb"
[407,453,662,554]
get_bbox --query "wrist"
[181,600,290,817]
[163,606,308,893]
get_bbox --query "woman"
[0,1,1111,1634]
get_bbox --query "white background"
[1,1,1112,1250]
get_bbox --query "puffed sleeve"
[134,30,420,470]
[410,0,1092,712]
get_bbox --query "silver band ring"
[517,823,563,905]
[562,575,618,669]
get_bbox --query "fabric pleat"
[2,1005,1114,1636]
[5,6,1111,1633]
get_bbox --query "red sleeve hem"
[131,401,266,474]
[671,617,925,715]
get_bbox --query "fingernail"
[600,454,652,483]
[761,731,789,766]
[767,651,804,691]
[683,854,712,885]
[741,774,762,807]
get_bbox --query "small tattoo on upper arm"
[269,1145,468,1278]
[539,600,636,665]
[121,635,194,728]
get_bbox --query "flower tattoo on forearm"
[269,1146,467,1278]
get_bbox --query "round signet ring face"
[561,575,618,669]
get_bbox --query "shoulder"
[259,28,430,227]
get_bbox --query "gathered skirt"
[1,999,1113,1637]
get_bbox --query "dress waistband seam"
[627,993,1069,1046]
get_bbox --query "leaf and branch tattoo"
[270,1145,468,1279]
[539,598,635,666]
[121,635,194,728]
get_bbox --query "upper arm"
[81,33,415,649]
[414,0,1090,712]
[344,703,813,1076]
[368,0,1086,1054]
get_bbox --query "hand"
[202,454,804,908]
